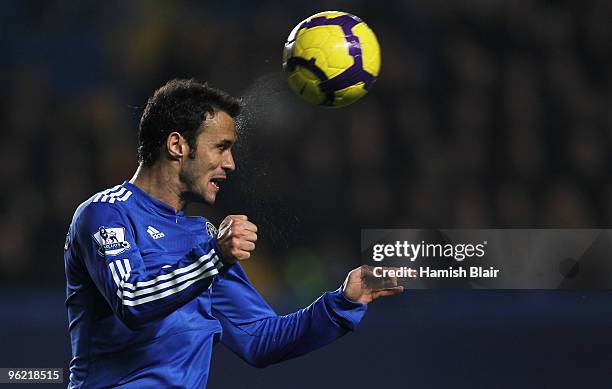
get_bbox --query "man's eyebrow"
[217,139,235,147]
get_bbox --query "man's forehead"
[200,111,237,141]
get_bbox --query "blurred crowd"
[1,0,611,301]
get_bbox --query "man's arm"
[73,202,224,329]
[211,264,402,368]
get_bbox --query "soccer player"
[64,79,403,388]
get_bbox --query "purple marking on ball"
[298,14,377,98]
[299,14,361,30]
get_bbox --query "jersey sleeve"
[210,264,367,367]
[73,202,224,329]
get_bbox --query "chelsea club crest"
[205,221,218,237]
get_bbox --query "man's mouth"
[210,177,226,190]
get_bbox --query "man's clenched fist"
[216,215,258,265]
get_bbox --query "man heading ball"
[64,79,402,388]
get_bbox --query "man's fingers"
[232,249,251,260]
[240,221,258,233]
[242,232,257,242]
[238,241,255,251]
[371,286,404,300]
[226,216,257,233]
[359,266,403,290]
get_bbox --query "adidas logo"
[147,226,165,239]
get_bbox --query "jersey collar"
[122,181,186,218]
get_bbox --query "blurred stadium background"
[2,0,612,387]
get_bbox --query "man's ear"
[166,132,187,161]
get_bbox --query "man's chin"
[202,190,218,205]
[205,195,217,205]
[182,191,216,205]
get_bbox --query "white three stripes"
[107,249,222,307]
[93,185,132,203]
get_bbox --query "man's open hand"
[342,266,404,304]
[216,215,258,265]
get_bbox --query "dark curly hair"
[138,79,243,166]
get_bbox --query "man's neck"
[129,164,185,212]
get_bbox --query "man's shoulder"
[88,184,134,206]
[72,184,136,224]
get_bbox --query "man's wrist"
[324,287,368,331]
[206,237,231,271]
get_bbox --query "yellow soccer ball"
[282,11,381,108]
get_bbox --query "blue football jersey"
[64,181,367,388]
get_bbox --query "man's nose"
[222,151,235,172]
